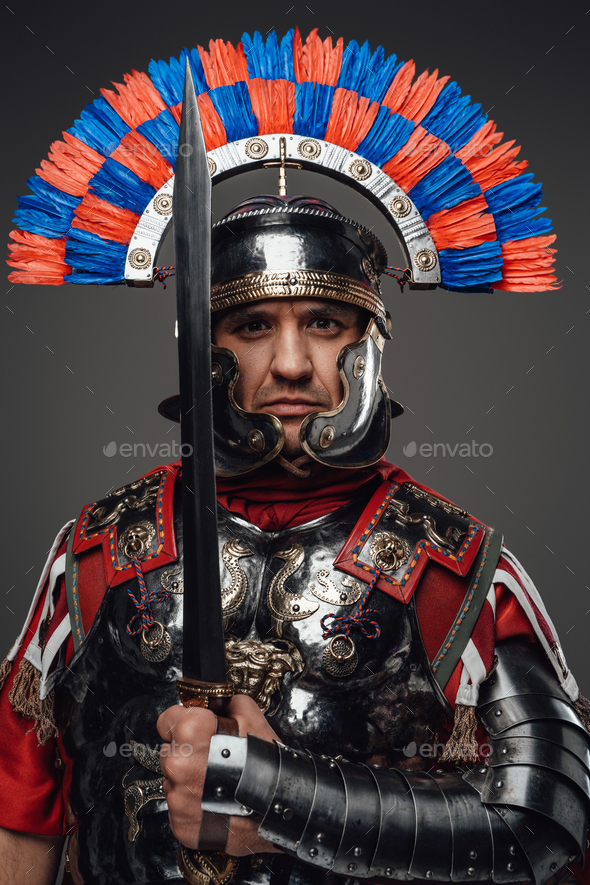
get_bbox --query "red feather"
[111,131,173,191]
[382,60,415,114]
[458,121,528,190]
[495,236,560,291]
[324,89,380,152]
[101,70,167,128]
[7,231,69,285]
[428,195,496,251]
[396,69,450,124]
[71,194,140,244]
[383,126,450,192]
[248,79,295,134]
[35,132,103,198]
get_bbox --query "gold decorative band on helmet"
[210,270,386,319]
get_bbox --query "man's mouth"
[259,399,325,417]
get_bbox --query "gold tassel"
[8,658,58,746]
[440,703,480,763]
[0,657,13,693]
[574,693,590,735]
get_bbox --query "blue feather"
[357,46,404,104]
[138,110,179,169]
[13,178,80,237]
[65,273,125,285]
[65,228,127,279]
[485,174,552,242]
[242,30,283,80]
[208,82,258,142]
[280,29,295,81]
[408,156,481,220]
[439,241,503,289]
[148,48,207,106]
[421,83,487,152]
[68,96,131,157]
[294,82,334,138]
[88,159,156,214]
[357,108,414,166]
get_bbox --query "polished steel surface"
[174,63,226,683]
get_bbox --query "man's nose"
[269,327,313,381]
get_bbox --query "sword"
[174,61,232,712]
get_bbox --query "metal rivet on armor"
[245,137,269,159]
[479,768,487,774]
[290,277,298,285]
[348,863,357,872]
[329,761,336,768]
[211,362,223,386]
[247,429,265,452]
[470,851,477,860]
[508,846,516,856]
[349,158,372,181]
[409,663,418,671]
[315,833,325,843]
[309,848,318,858]
[340,592,348,601]
[293,604,300,612]
[413,248,437,272]
[353,355,366,379]
[129,247,152,270]
[436,769,444,774]
[215,786,224,798]
[385,870,394,878]
[298,139,322,160]
[240,806,251,815]
[426,871,434,878]
[221,748,231,758]
[319,425,336,448]
[388,195,412,218]
[550,864,557,872]
[273,803,283,814]
[354,847,362,857]
[154,193,173,215]
[494,709,502,716]
[283,808,294,821]
[501,747,508,754]
[373,764,382,769]
[507,864,515,872]
[467,869,475,876]
[495,780,503,789]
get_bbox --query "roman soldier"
[1,27,587,885]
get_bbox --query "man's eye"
[310,317,338,330]
[239,321,269,334]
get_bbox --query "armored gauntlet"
[203,641,590,884]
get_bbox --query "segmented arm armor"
[203,641,590,884]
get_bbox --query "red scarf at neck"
[215,457,410,532]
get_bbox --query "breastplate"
[57,475,450,885]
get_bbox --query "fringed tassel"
[440,703,480,763]
[574,694,590,735]
[8,658,59,746]
[0,657,13,693]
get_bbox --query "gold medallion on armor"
[369,531,411,571]
[140,621,171,662]
[322,635,358,677]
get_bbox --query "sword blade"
[174,61,226,684]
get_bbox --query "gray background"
[1,0,589,693]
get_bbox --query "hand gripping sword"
[173,62,233,714]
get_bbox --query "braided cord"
[154,266,176,289]
[126,555,169,636]
[320,566,382,641]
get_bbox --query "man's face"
[212,297,368,458]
